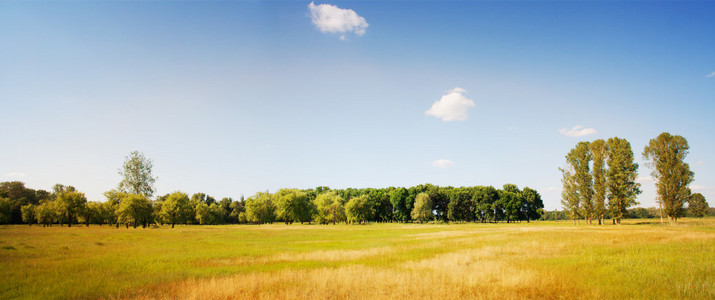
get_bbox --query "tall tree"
[607,137,641,224]
[560,166,581,224]
[568,142,594,224]
[118,151,157,198]
[642,133,693,223]
[688,193,709,218]
[590,139,608,225]
[411,193,433,223]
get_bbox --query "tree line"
[0,182,546,227]
[561,132,707,224]
[1,151,546,227]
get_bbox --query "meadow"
[1,220,713,299]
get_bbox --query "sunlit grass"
[1,219,713,299]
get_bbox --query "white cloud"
[425,87,476,122]
[697,161,705,166]
[432,159,454,168]
[545,187,559,192]
[3,172,26,178]
[706,71,715,78]
[308,2,368,40]
[558,125,597,137]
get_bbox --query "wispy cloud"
[697,161,705,166]
[432,159,454,168]
[425,87,476,122]
[558,125,597,138]
[545,187,559,192]
[308,2,368,40]
[706,71,715,78]
[3,172,26,178]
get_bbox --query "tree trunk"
[171,222,175,228]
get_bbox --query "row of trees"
[2,182,545,227]
[561,132,702,224]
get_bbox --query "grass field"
[1,219,714,299]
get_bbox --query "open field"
[1,219,714,299]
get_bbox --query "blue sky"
[1,1,713,210]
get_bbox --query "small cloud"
[558,125,597,138]
[425,87,476,122]
[545,187,559,192]
[308,2,368,39]
[3,172,26,178]
[706,71,715,78]
[432,159,454,168]
[697,161,705,166]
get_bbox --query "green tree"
[521,187,544,222]
[688,193,709,218]
[608,137,641,224]
[103,189,126,227]
[447,188,474,222]
[36,201,58,226]
[116,194,153,228]
[314,192,345,225]
[0,197,12,224]
[411,193,433,223]
[274,188,313,225]
[0,181,39,224]
[78,201,103,226]
[560,166,581,224]
[590,139,608,225]
[346,195,373,224]
[244,192,275,224]
[229,199,245,224]
[643,133,694,223]
[473,186,499,223]
[21,204,36,225]
[500,185,523,223]
[55,190,87,227]
[567,141,594,224]
[389,188,409,222]
[118,151,157,198]
[160,191,191,228]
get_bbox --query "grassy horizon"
[1,219,714,299]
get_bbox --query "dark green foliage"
[688,193,708,218]
[389,188,409,222]
[608,137,641,224]
[448,188,474,222]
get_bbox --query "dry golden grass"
[135,220,715,300]
[2,219,713,299]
